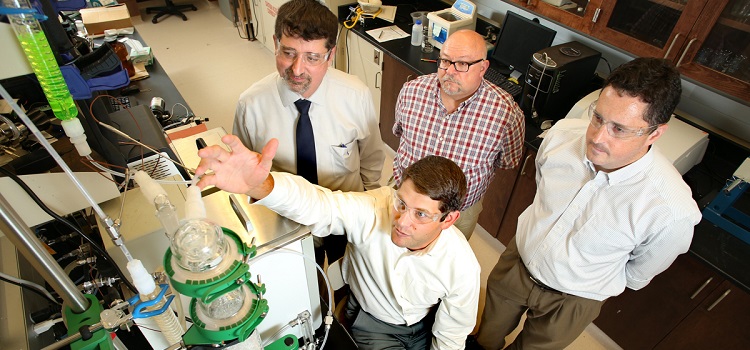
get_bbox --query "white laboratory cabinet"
[253,0,290,53]
[336,30,383,118]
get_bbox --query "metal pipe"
[0,193,90,312]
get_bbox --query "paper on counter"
[367,25,409,43]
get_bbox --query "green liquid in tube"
[15,25,78,121]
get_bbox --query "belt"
[522,262,562,294]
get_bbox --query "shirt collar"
[583,146,655,185]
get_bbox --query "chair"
[146,0,197,24]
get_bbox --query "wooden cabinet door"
[513,0,604,33]
[477,166,521,238]
[380,54,419,151]
[675,0,750,102]
[496,149,537,245]
[594,253,722,349]
[589,0,708,61]
[655,279,750,349]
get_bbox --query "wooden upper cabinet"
[515,0,604,32]
[673,0,750,102]
[590,0,708,61]
[504,0,749,112]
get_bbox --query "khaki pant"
[475,237,604,350]
[454,196,484,240]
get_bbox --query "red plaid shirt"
[393,74,525,210]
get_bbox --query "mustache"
[440,75,459,85]
[285,68,308,80]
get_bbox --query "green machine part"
[181,283,269,345]
[164,227,257,300]
[63,294,114,350]
[265,334,300,350]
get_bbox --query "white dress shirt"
[517,119,702,301]
[257,172,481,349]
[233,67,385,192]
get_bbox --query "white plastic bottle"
[411,20,423,47]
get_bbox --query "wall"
[471,0,750,147]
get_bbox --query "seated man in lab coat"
[195,136,480,350]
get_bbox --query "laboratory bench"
[338,2,750,347]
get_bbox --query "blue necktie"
[294,99,317,184]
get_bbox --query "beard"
[439,74,463,96]
[283,67,312,94]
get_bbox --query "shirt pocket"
[402,278,444,310]
[330,139,359,173]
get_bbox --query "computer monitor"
[491,11,557,77]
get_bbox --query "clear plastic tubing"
[4,0,78,121]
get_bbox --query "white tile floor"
[133,2,621,348]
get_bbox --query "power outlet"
[373,48,382,66]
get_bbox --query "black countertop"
[339,1,750,294]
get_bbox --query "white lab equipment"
[565,90,709,175]
[426,0,477,49]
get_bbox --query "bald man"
[393,30,525,239]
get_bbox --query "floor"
[132,1,622,348]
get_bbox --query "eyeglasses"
[392,195,445,224]
[276,43,331,66]
[588,100,659,139]
[437,58,484,72]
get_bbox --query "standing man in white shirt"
[195,136,481,350]
[233,0,385,267]
[469,57,703,350]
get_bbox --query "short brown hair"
[274,0,338,50]
[402,156,467,216]
[604,57,681,126]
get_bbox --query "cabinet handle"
[706,289,731,311]
[527,0,532,5]
[676,37,698,67]
[592,8,601,23]
[520,154,533,176]
[375,71,381,89]
[406,74,413,83]
[664,33,682,59]
[690,277,713,299]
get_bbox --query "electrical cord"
[0,270,61,305]
[0,167,137,294]
[343,6,383,29]
[600,56,612,74]
[530,52,549,122]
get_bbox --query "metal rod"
[40,322,103,350]
[0,83,133,262]
[0,193,90,312]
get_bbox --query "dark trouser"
[475,237,604,350]
[344,294,433,350]
[314,234,348,267]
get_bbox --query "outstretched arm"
[195,134,278,199]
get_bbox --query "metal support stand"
[702,158,750,245]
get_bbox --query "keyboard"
[484,67,523,98]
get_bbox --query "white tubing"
[183,185,205,220]
[133,171,167,207]
[126,259,156,296]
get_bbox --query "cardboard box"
[119,0,140,17]
[80,5,133,36]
